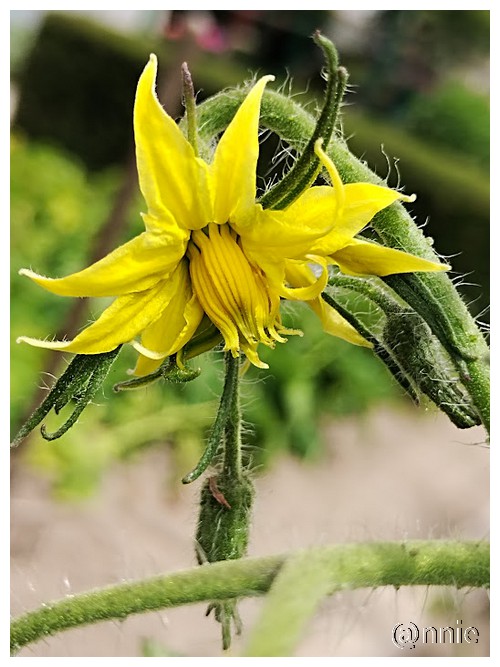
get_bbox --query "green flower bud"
[383,310,481,428]
[196,473,254,565]
[195,471,254,650]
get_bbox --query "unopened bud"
[383,310,480,428]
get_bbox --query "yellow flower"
[18,54,448,372]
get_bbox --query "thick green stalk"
[191,89,489,432]
[11,540,488,655]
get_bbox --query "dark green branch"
[11,540,489,654]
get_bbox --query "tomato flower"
[18,55,447,371]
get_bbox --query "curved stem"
[11,540,489,654]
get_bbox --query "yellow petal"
[309,140,416,255]
[211,75,274,224]
[330,238,450,276]
[284,260,370,347]
[135,54,212,230]
[309,296,371,347]
[342,183,415,233]
[19,231,187,297]
[311,184,416,256]
[133,262,204,376]
[249,250,328,302]
[17,278,175,355]
[238,197,333,260]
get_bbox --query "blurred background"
[10,10,489,657]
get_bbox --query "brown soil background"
[11,405,489,657]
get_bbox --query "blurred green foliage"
[10,135,135,428]
[404,82,489,169]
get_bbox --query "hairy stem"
[11,540,488,654]
[222,352,242,479]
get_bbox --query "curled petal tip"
[131,340,166,360]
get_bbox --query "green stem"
[222,352,242,479]
[10,540,488,655]
[181,352,241,484]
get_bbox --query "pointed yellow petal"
[309,296,372,347]
[310,184,416,256]
[308,140,416,255]
[284,260,370,347]
[314,138,345,210]
[17,279,174,355]
[211,75,274,224]
[19,231,187,297]
[132,262,204,376]
[330,238,450,276]
[135,54,212,230]
[340,183,415,236]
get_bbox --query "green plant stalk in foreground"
[11,540,489,655]
[188,88,490,433]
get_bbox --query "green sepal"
[259,31,344,211]
[11,347,122,447]
[113,356,200,392]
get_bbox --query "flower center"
[187,223,293,368]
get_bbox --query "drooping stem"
[11,540,489,654]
